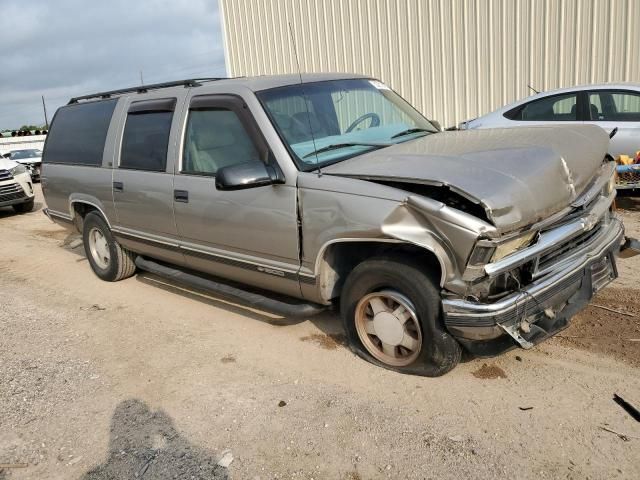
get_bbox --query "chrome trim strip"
[46,209,73,222]
[111,227,180,248]
[112,228,308,281]
[180,243,299,275]
[443,217,623,319]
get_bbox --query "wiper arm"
[303,142,389,159]
[390,128,431,139]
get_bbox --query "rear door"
[584,89,640,157]
[172,94,301,297]
[112,96,185,265]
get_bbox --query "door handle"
[113,181,124,192]
[174,189,189,203]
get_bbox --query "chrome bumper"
[442,217,625,348]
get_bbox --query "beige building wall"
[220,0,640,128]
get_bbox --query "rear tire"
[340,256,461,376]
[83,212,136,281]
[13,199,34,213]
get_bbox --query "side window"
[589,90,640,122]
[120,98,176,172]
[508,93,578,121]
[182,108,261,175]
[43,99,117,166]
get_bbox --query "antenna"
[288,22,321,176]
[527,84,540,95]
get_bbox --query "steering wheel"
[345,113,381,133]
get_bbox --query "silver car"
[461,83,640,158]
[41,74,635,376]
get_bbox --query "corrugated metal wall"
[220,0,640,128]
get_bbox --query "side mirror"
[215,161,285,191]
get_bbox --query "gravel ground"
[1,186,639,479]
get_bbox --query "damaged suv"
[41,74,635,376]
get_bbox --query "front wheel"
[340,256,461,376]
[82,212,136,282]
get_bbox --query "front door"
[173,94,301,297]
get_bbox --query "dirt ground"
[1,186,639,480]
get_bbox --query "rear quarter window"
[43,99,117,166]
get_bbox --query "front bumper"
[0,173,34,207]
[442,217,625,356]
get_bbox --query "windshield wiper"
[303,142,388,159]
[390,128,432,139]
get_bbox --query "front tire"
[82,212,136,282]
[13,198,34,213]
[340,256,461,376]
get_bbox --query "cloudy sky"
[0,0,225,130]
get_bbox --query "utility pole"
[41,95,49,130]
[140,70,144,85]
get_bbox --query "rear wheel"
[341,256,461,376]
[13,199,34,214]
[82,212,136,281]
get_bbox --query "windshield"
[11,149,42,159]
[257,79,437,170]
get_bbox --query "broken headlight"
[468,231,538,266]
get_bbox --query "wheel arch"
[313,239,446,303]
[68,196,113,233]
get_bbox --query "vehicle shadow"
[81,399,228,479]
[135,271,317,327]
[57,240,461,360]
[57,236,341,331]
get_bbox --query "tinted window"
[589,90,640,121]
[182,109,261,175]
[120,109,173,172]
[507,93,578,121]
[43,99,117,165]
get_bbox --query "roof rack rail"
[67,77,227,104]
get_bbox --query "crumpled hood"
[323,125,610,232]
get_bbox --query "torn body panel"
[381,195,496,294]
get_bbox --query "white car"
[0,156,35,213]
[461,83,640,158]
[7,148,43,182]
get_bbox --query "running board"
[134,256,326,318]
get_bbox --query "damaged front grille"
[536,221,604,275]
